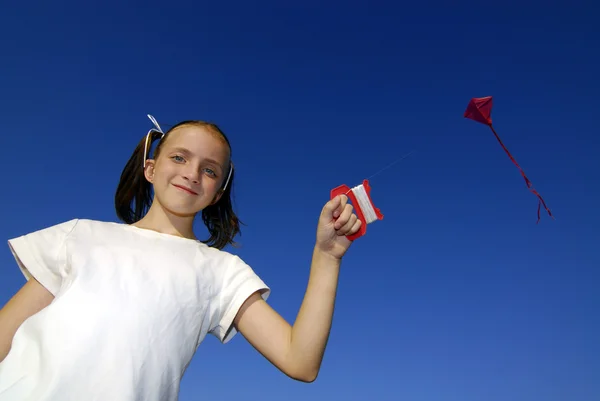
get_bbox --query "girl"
[0,115,361,400]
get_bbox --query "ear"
[143,160,157,183]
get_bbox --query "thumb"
[323,194,346,218]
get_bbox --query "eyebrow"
[169,147,193,157]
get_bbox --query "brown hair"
[114,120,242,249]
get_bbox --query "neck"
[132,202,197,240]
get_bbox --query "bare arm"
[0,278,54,362]
[234,195,359,382]
[234,248,341,382]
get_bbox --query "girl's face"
[144,124,231,218]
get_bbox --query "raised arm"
[0,278,54,362]
[234,195,360,382]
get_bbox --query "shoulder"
[65,219,142,237]
[30,218,116,234]
[21,219,129,246]
[196,243,248,271]
[9,218,81,243]
[72,219,119,230]
[203,246,271,343]
[196,245,265,285]
[207,246,270,301]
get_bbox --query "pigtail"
[115,130,163,224]
[201,164,242,249]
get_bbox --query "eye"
[204,168,217,177]
[171,155,185,163]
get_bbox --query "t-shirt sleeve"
[210,255,270,344]
[7,219,79,296]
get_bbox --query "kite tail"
[489,125,553,223]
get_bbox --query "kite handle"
[330,179,383,241]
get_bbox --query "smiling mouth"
[173,184,198,195]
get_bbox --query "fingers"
[350,217,362,234]
[334,200,353,230]
[331,196,362,236]
[341,217,362,237]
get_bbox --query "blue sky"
[1,1,598,400]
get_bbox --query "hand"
[315,195,362,260]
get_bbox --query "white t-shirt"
[0,219,270,401]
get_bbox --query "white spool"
[351,184,378,224]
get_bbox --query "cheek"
[205,179,220,192]
[154,162,177,179]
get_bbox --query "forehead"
[163,125,230,163]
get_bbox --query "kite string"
[153,118,415,216]
[340,150,415,223]
[154,115,414,181]
[365,149,415,180]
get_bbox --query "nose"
[182,166,201,184]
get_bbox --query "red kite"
[464,96,553,223]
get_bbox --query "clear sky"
[1,1,598,400]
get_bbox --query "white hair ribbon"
[222,161,233,192]
[143,114,165,168]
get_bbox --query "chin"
[165,207,203,219]
[158,201,205,218]
[170,199,204,211]
[154,191,211,217]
